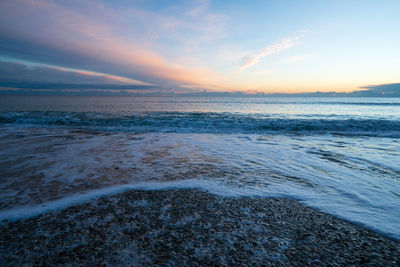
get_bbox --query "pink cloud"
[0,0,225,88]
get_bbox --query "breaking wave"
[1,111,400,137]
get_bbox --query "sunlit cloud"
[46,66,153,86]
[240,38,300,70]
[0,61,154,89]
[0,0,228,90]
[240,32,308,70]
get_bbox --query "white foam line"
[1,178,399,241]
[0,179,281,223]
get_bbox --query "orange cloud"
[0,0,226,89]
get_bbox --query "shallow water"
[0,96,399,240]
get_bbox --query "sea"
[0,95,399,240]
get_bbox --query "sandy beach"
[1,189,399,266]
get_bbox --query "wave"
[1,111,400,137]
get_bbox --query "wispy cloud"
[240,31,307,70]
[0,61,153,86]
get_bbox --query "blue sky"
[0,0,399,94]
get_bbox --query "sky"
[0,0,399,94]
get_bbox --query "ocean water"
[0,96,399,240]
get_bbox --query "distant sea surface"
[1,96,400,240]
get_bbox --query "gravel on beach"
[1,189,399,266]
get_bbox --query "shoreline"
[1,189,399,266]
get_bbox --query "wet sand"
[1,189,399,266]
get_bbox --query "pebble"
[1,189,399,266]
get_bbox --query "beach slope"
[1,189,399,266]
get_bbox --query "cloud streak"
[0,61,154,89]
[240,33,306,70]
